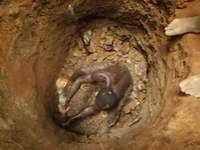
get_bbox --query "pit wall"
[0,0,189,149]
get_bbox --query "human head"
[95,87,118,110]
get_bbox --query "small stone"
[102,35,114,51]
[137,81,145,91]
[73,50,82,57]
[104,35,113,45]
[104,45,113,51]
[117,52,123,57]
[121,42,130,54]
[126,59,132,64]
[8,4,19,17]
[134,64,143,76]
[101,111,108,118]
[113,39,122,51]
[124,100,137,114]
[83,30,92,46]
[131,91,138,99]
[68,4,75,16]
[128,117,142,127]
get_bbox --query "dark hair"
[95,87,118,110]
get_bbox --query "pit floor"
[57,19,147,138]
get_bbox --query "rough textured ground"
[56,19,148,139]
[145,1,200,149]
[0,0,199,149]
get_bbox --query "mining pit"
[0,0,199,149]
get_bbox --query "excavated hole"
[0,0,189,149]
[53,19,149,141]
[47,7,171,142]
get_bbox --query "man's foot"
[56,78,69,113]
[165,17,198,36]
[56,77,68,89]
[179,74,200,98]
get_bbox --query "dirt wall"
[0,0,194,149]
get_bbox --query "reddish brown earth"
[144,1,200,150]
[0,0,199,149]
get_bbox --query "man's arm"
[70,62,114,81]
[66,74,94,100]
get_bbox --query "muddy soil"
[0,0,199,149]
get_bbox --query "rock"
[68,4,75,16]
[123,99,140,114]
[126,59,132,64]
[105,36,114,45]
[73,49,82,57]
[137,81,145,91]
[130,91,138,99]
[8,4,19,17]
[113,39,123,51]
[121,42,130,54]
[83,30,92,46]
[134,64,143,76]
[102,35,114,51]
